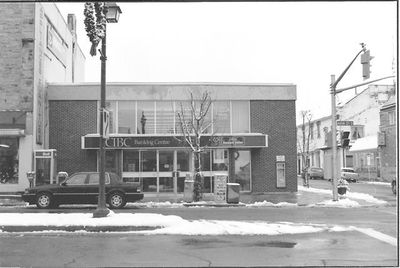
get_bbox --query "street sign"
[102,109,110,139]
[337,120,353,126]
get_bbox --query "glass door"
[158,150,174,192]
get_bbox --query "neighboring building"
[47,83,297,200]
[0,3,85,192]
[378,95,397,182]
[297,84,396,180]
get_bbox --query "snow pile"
[311,198,361,208]
[346,192,387,204]
[362,181,391,186]
[298,185,387,205]
[245,201,297,207]
[131,201,185,208]
[298,185,332,195]
[0,212,352,236]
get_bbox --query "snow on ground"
[361,181,391,186]
[310,198,361,208]
[298,185,387,205]
[0,211,353,236]
[245,201,297,207]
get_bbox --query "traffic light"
[341,131,350,147]
[361,50,373,80]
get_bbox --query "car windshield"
[342,169,354,173]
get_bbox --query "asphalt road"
[0,180,397,267]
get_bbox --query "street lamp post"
[93,2,122,218]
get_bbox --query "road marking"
[352,227,397,246]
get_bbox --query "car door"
[56,173,88,204]
[86,173,111,204]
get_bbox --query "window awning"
[349,135,377,152]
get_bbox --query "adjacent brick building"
[47,83,297,199]
[0,3,85,192]
[378,96,397,182]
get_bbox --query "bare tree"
[297,110,313,187]
[176,91,213,201]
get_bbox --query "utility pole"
[329,43,394,201]
[331,75,338,200]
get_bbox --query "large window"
[123,151,139,172]
[231,101,249,133]
[156,102,175,134]
[140,151,156,172]
[233,150,251,191]
[112,99,252,135]
[118,101,136,134]
[213,101,230,133]
[137,101,155,134]
[0,138,19,184]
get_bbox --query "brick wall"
[379,106,397,181]
[49,101,98,174]
[0,3,35,110]
[250,100,297,192]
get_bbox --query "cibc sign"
[104,137,179,148]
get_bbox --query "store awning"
[349,135,377,152]
[82,133,268,149]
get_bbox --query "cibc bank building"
[47,82,297,201]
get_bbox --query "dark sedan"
[22,172,143,209]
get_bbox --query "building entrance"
[121,149,192,194]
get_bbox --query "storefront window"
[159,177,174,192]
[105,101,116,133]
[200,151,211,171]
[0,138,19,184]
[156,102,175,134]
[137,101,155,134]
[143,177,157,192]
[213,101,230,133]
[118,101,136,134]
[105,151,117,174]
[159,151,173,171]
[140,151,156,172]
[231,101,249,133]
[123,151,139,172]
[177,151,190,171]
[234,150,251,191]
[212,149,228,171]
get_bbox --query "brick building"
[47,83,297,200]
[0,3,85,192]
[378,95,397,182]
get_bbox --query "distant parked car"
[307,167,324,180]
[341,167,359,183]
[22,172,143,209]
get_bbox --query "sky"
[56,2,397,123]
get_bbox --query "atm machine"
[34,149,57,186]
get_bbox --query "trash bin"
[184,174,194,202]
[226,183,240,204]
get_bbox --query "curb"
[0,225,160,233]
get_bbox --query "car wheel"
[108,192,126,209]
[36,192,53,209]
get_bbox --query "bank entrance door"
[122,150,191,194]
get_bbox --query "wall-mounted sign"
[82,134,268,149]
[276,155,285,162]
